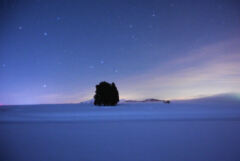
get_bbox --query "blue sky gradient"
[0,0,240,105]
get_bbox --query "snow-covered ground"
[1,102,240,161]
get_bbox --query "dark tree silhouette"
[111,82,119,104]
[94,81,119,106]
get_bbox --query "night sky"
[1,0,240,105]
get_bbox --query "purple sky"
[0,0,240,105]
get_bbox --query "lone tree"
[94,81,119,106]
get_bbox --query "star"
[170,3,175,7]
[42,84,47,88]
[131,35,137,40]
[43,32,48,36]
[100,60,104,64]
[18,26,23,30]
[152,13,156,17]
[218,5,223,10]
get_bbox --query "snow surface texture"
[1,102,240,161]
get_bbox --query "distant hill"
[174,93,240,104]
[80,93,240,105]
[80,98,170,104]
[80,99,94,104]
[124,98,162,102]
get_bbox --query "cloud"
[119,38,240,100]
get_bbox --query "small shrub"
[163,100,170,104]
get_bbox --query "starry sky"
[0,0,240,105]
